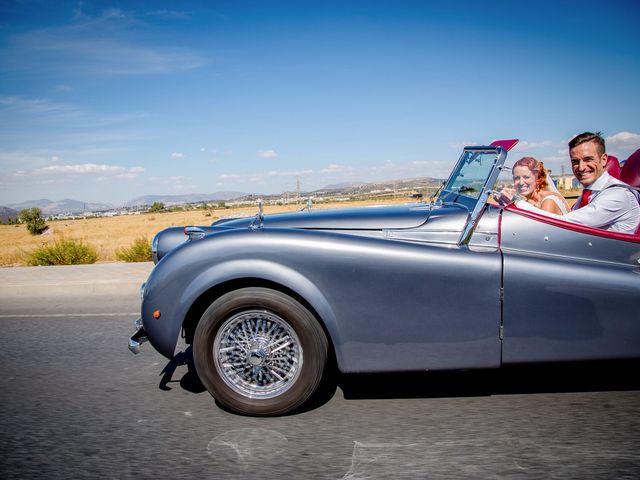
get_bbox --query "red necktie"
[575,189,591,209]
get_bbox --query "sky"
[1,0,639,207]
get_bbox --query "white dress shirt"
[515,171,640,234]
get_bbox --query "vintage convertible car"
[129,140,640,416]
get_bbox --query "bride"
[511,157,569,214]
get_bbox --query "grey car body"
[130,142,640,415]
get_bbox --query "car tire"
[193,287,328,416]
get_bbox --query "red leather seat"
[620,149,640,234]
[620,149,640,188]
[606,155,621,178]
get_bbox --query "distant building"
[554,175,579,190]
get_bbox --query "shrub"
[149,202,165,213]
[19,208,47,235]
[116,236,152,262]
[28,239,98,266]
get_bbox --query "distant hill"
[1,177,442,216]
[1,192,246,216]
[0,206,18,223]
[125,192,247,207]
[320,181,370,190]
[6,199,114,216]
[7,199,52,211]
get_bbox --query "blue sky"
[1,0,639,206]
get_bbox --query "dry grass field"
[1,192,581,267]
[0,199,408,267]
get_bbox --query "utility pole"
[296,176,301,206]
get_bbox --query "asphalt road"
[1,289,640,479]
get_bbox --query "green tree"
[149,202,165,213]
[19,208,47,235]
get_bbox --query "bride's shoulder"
[539,190,563,200]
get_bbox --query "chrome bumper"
[128,318,148,354]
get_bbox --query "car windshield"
[436,145,507,244]
[442,149,501,200]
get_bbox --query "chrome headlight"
[152,232,160,264]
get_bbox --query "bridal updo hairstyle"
[513,157,549,194]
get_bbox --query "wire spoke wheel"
[193,288,329,416]
[214,310,303,399]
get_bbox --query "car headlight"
[152,232,160,264]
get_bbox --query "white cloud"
[0,95,80,117]
[512,140,562,151]
[257,149,278,159]
[541,154,568,164]
[36,163,144,177]
[264,169,313,178]
[163,176,197,190]
[1,10,207,77]
[0,150,50,169]
[171,152,185,159]
[217,169,313,187]
[219,173,241,180]
[40,163,124,174]
[321,164,354,174]
[146,10,192,20]
[606,131,640,149]
[450,141,478,150]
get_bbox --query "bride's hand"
[493,187,518,206]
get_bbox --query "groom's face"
[570,140,607,187]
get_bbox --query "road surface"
[1,270,639,479]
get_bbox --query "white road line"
[0,313,138,318]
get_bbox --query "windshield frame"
[437,146,508,244]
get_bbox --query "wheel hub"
[248,338,270,366]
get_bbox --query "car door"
[500,208,640,363]
[303,231,504,373]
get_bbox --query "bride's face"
[513,166,536,198]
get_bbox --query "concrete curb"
[0,262,154,297]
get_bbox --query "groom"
[513,131,639,234]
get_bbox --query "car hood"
[214,203,434,230]
[154,202,471,264]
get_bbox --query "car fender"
[142,229,343,360]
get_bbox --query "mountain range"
[5,198,115,216]
[125,191,246,207]
[0,206,19,223]
[3,191,248,216]
[2,177,440,217]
